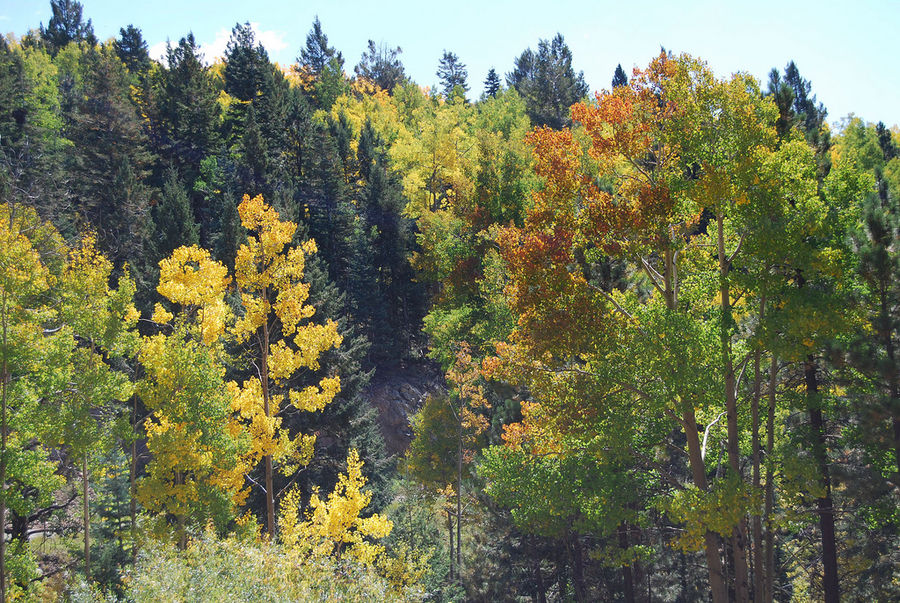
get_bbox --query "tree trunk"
[683,406,728,603]
[764,358,777,603]
[571,532,586,602]
[805,358,839,603]
[130,398,138,559]
[556,544,568,601]
[619,523,636,603]
[751,297,766,602]
[456,421,462,581]
[717,213,750,602]
[447,509,454,581]
[751,346,764,602]
[83,453,91,581]
[260,321,275,538]
[531,537,547,603]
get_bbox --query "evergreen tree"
[224,22,270,103]
[299,16,343,76]
[437,50,468,99]
[64,45,153,274]
[289,251,392,510]
[150,167,199,263]
[507,33,588,128]
[612,63,628,88]
[484,68,501,98]
[156,33,222,184]
[40,0,96,55]
[876,121,897,161]
[114,25,151,77]
[354,40,406,92]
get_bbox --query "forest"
[0,0,898,601]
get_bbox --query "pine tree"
[40,0,96,55]
[114,25,151,77]
[151,168,199,263]
[64,44,153,274]
[437,50,468,99]
[507,34,588,128]
[299,16,343,76]
[156,33,222,185]
[612,64,628,88]
[354,40,406,92]
[484,68,501,98]
[224,22,270,103]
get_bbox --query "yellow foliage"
[229,195,343,513]
[279,449,395,571]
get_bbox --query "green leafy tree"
[0,203,69,600]
[57,235,139,581]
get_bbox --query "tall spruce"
[484,68,501,98]
[612,63,628,88]
[114,25,151,77]
[40,0,96,55]
[507,33,587,128]
[437,50,469,99]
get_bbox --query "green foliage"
[507,33,588,128]
[436,51,468,100]
[121,533,423,602]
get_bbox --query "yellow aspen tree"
[280,448,392,564]
[230,194,342,537]
[137,246,247,546]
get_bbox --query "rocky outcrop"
[364,360,445,456]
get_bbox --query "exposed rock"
[364,360,444,456]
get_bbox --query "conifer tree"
[299,17,343,76]
[40,0,96,55]
[612,63,628,88]
[437,51,468,99]
[355,40,406,92]
[507,34,587,128]
[484,68,501,98]
[114,25,151,77]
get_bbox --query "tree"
[280,449,392,565]
[138,246,247,546]
[299,17,343,76]
[114,25,151,77]
[151,168,199,264]
[483,68,501,98]
[489,52,832,602]
[64,44,153,275]
[612,64,628,88]
[156,33,222,186]
[57,235,139,580]
[224,22,270,103]
[229,194,343,537]
[40,0,96,55]
[355,40,406,92]
[506,34,588,128]
[437,51,468,100]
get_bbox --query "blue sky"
[3,0,899,127]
